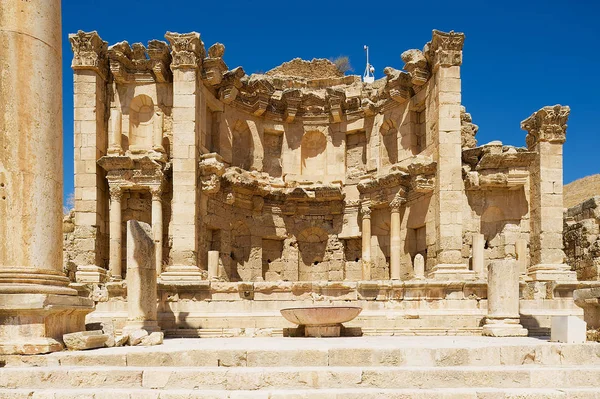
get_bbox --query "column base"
[528,264,576,281]
[0,292,94,355]
[75,265,109,283]
[482,318,528,337]
[122,321,161,335]
[428,264,477,280]
[160,265,206,282]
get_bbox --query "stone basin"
[280,306,362,337]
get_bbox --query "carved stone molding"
[108,41,171,83]
[165,32,205,70]
[203,43,228,86]
[426,30,465,70]
[401,49,430,86]
[69,30,108,79]
[389,195,406,212]
[361,204,372,219]
[522,105,570,149]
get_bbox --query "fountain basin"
[280,306,362,337]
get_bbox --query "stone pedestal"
[0,0,93,354]
[482,259,528,337]
[123,221,160,334]
[551,316,586,344]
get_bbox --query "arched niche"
[301,131,327,176]
[230,221,251,281]
[129,94,154,151]
[232,120,253,170]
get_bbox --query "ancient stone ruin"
[56,28,594,339]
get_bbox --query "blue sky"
[61,0,600,203]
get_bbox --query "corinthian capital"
[69,30,108,78]
[425,30,465,70]
[521,105,570,149]
[165,32,205,70]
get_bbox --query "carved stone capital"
[361,204,372,219]
[522,105,570,149]
[282,89,302,123]
[69,31,108,79]
[150,186,163,201]
[165,32,205,70]
[426,30,465,70]
[109,186,124,201]
[389,196,405,212]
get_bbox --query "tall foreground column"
[522,105,576,281]
[426,30,474,280]
[0,0,93,354]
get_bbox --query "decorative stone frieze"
[522,104,570,149]
[108,41,171,83]
[69,30,109,78]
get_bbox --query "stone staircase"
[1,337,600,398]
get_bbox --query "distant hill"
[564,174,600,209]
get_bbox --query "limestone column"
[208,250,219,279]
[151,186,163,277]
[472,233,485,277]
[69,30,110,283]
[161,32,204,282]
[482,259,528,337]
[425,30,474,280]
[361,203,372,280]
[522,105,575,281]
[0,0,93,354]
[107,108,123,155]
[123,220,159,334]
[389,197,403,280]
[109,186,123,280]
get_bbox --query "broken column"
[123,220,160,334]
[413,254,425,279]
[0,0,93,354]
[522,105,575,281]
[472,233,485,277]
[208,250,220,279]
[482,259,528,337]
[361,203,372,280]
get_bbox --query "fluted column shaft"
[109,187,123,280]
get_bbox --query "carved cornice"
[401,49,430,86]
[426,30,465,70]
[165,32,205,70]
[522,105,570,149]
[69,31,109,79]
[107,41,171,83]
[203,43,228,86]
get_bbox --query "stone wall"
[565,196,600,280]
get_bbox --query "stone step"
[3,337,600,368]
[1,366,600,390]
[2,388,600,399]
